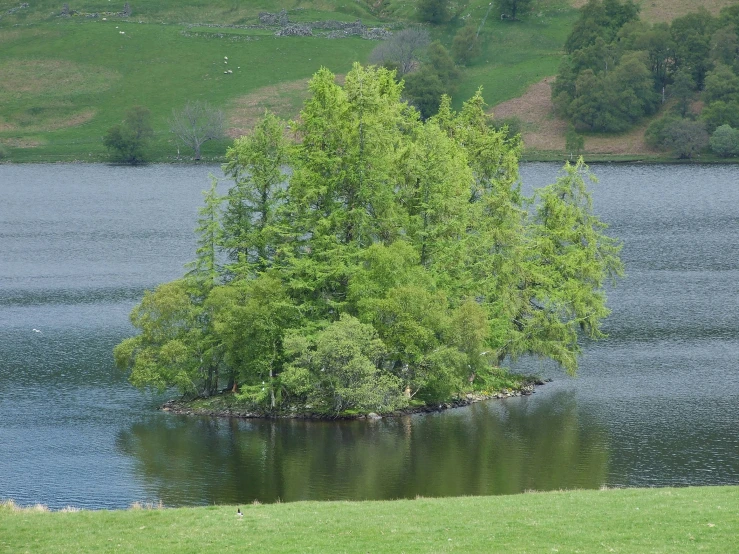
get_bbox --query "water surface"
[1,163,737,509]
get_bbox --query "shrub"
[662,119,709,159]
[709,124,739,157]
[103,106,154,165]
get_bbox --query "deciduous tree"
[103,106,153,164]
[170,100,225,161]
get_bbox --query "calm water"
[1,163,737,509]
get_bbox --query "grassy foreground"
[2,487,737,553]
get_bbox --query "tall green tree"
[221,112,290,276]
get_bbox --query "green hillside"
[0,0,578,162]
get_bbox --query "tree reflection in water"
[116,390,609,506]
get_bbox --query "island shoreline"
[159,378,550,421]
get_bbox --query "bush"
[709,124,739,157]
[417,0,450,24]
[662,119,709,159]
[644,116,678,150]
[103,106,154,164]
[491,116,523,139]
[452,24,480,65]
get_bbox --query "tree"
[669,70,696,117]
[498,0,533,21]
[403,65,446,119]
[565,124,585,158]
[525,159,624,373]
[701,99,739,133]
[709,124,739,157]
[426,41,461,89]
[417,0,450,24]
[368,27,430,76]
[452,24,481,64]
[662,119,709,159]
[115,64,622,413]
[103,106,153,164]
[702,63,739,105]
[170,100,225,160]
[221,112,290,275]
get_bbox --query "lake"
[1,162,737,510]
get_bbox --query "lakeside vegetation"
[3,486,737,552]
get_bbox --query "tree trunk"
[194,142,202,160]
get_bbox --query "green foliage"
[221,112,290,275]
[416,0,450,24]
[703,63,739,105]
[403,66,446,119]
[709,124,739,158]
[0,144,9,160]
[565,124,584,157]
[554,1,661,133]
[497,0,534,22]
[553,0,739,136]
[403,41,461,119]
[564,0,640,53]
[102,106,154,164]
[116,65,622,413]
[701,100,739,134]
[662,119,709,159]
[452,24,481,65]
[644,115,678,150]
[113,279,221,397]
[668,70,696,118]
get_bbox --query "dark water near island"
[1,163,738,510]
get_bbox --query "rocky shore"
[160,378,550,421]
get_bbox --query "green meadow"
[0,0,578,162]
[2,487,737,553]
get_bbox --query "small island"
[114,64,623,419]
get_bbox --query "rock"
[367,412,382,420]
[275,24,312,37]
[259,9,288,26]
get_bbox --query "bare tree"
[170,100,225,160]
[369,27,430,76]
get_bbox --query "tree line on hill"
[114,64,623,415]
[553,0,739,158]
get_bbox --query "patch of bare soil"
[569,0,734,22]
[491,78,651,155]
[227,79,310,138]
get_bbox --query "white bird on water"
[32,329,42,334]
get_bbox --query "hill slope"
[0,0,734,162]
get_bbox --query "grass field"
[0,0,578,162]
[2,487,737,553]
